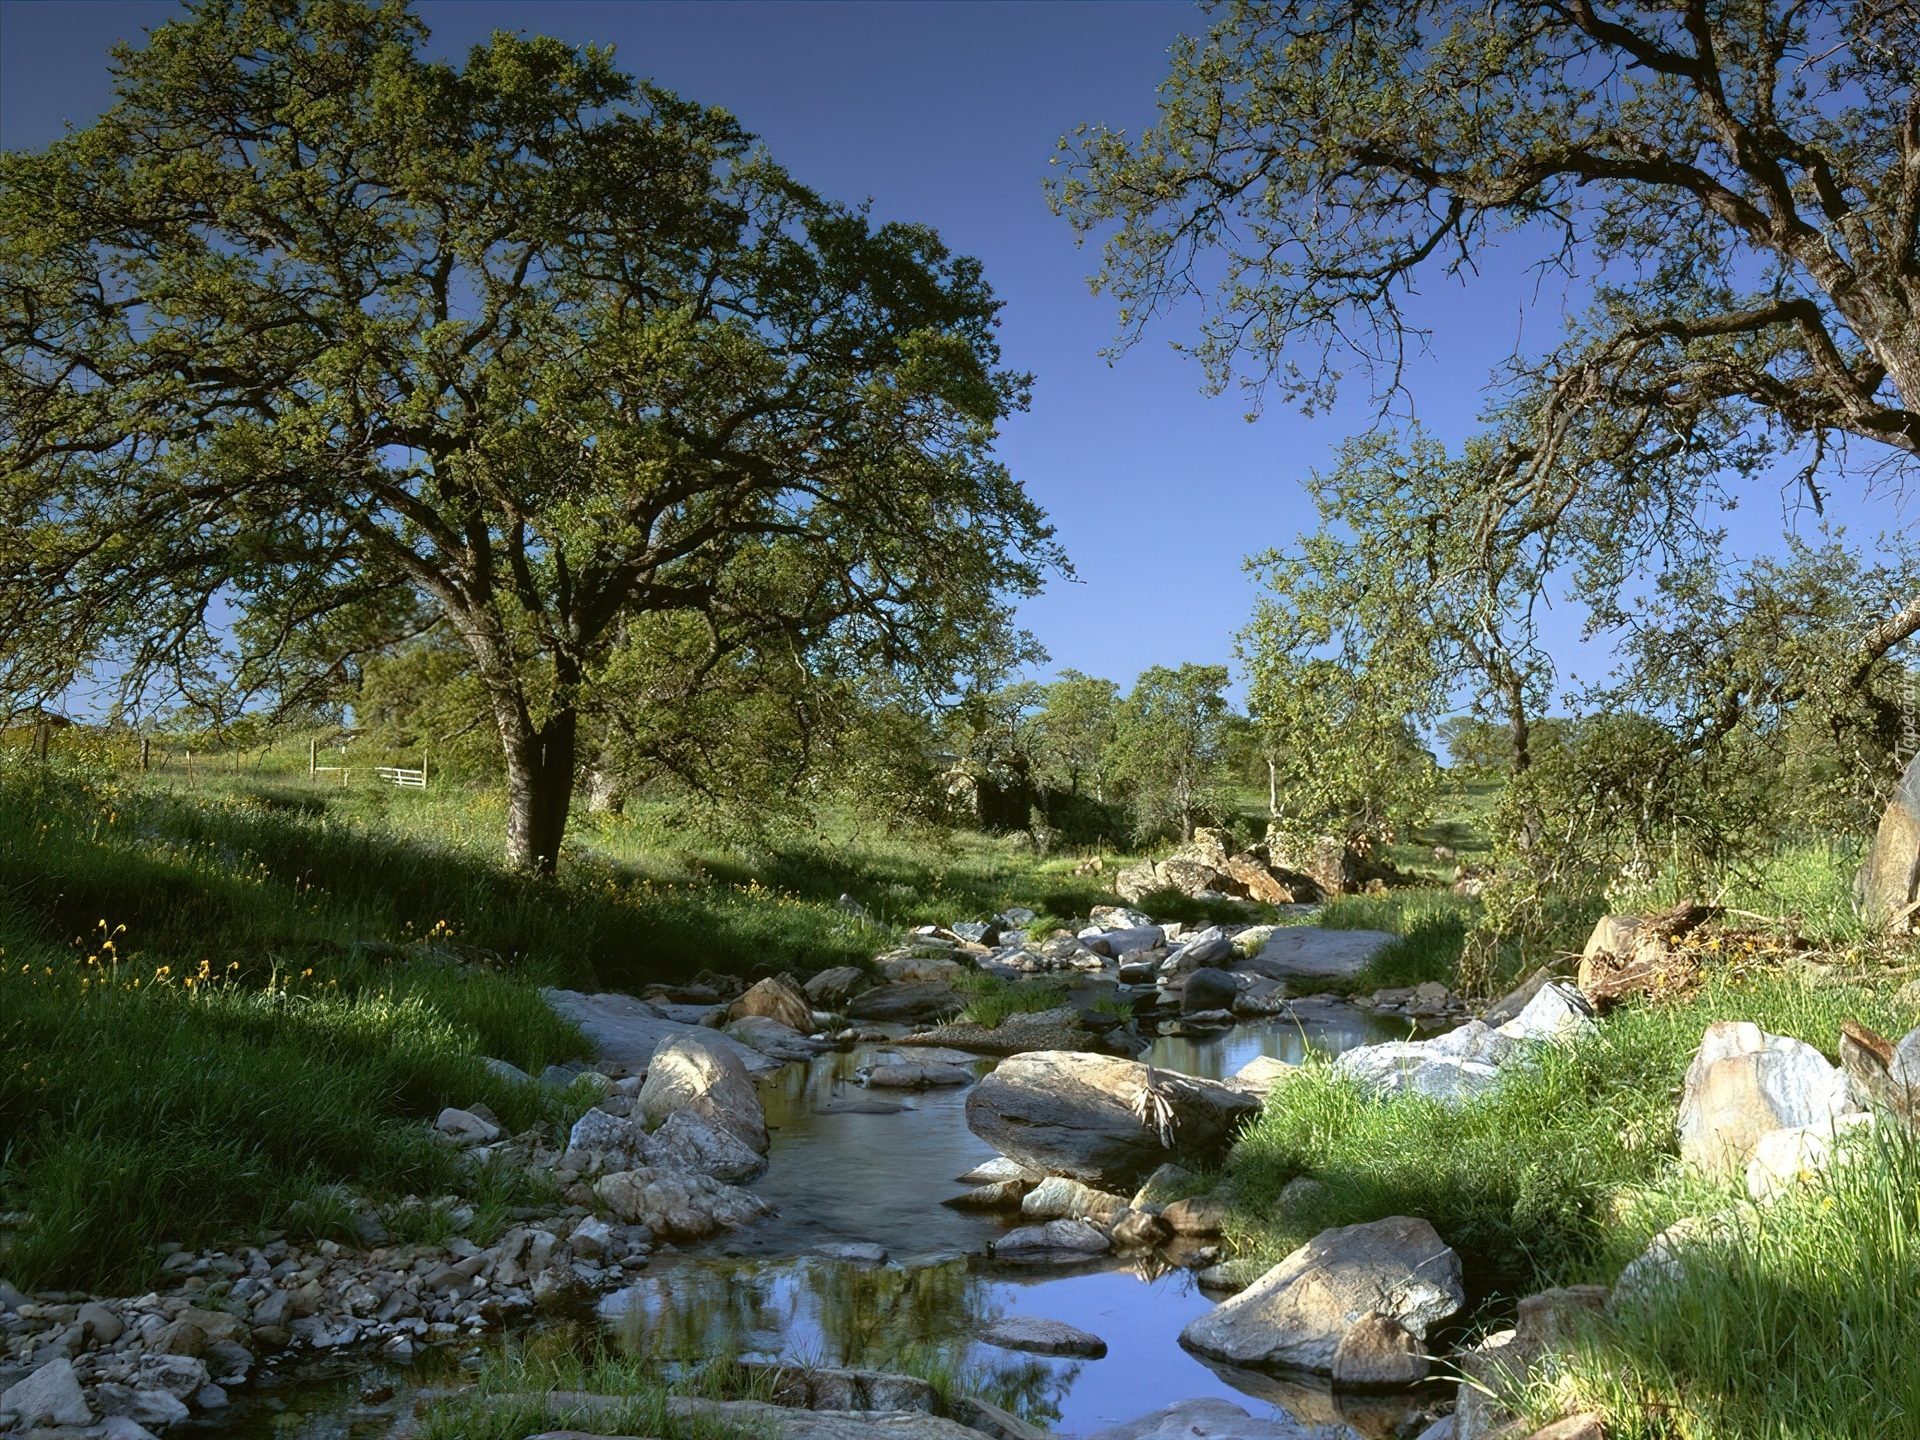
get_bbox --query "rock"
[150,1319,207,1356]
[1329,1311,1428,1386]
[435,1106,501,1144]
[1744,1110,1875,1201]
[595,1166,773,1240]
[857,1057,975,1088]
[845,981,962,1023]
[1179,1216,1464,1373]
[957,1157,1036,1184]
[1677,1021,1855,1175]
[1273,1174,1328,1222]
[133,1354,208,1401]
[637,1034,769,1153]
[1839,1019,1920,1132]
[988,1218,1112,1264]
[1085,1397,1320,1440]
[665,1396,981,1440]
[726,1014,829,1062]
[98,1416,161,1440]
[1857,751,1920,929]
[952,920,1001,946]
[1262,831,1364,897]
[1221,856,1297,905]
[544,987,777,1074]
[568,1108,649,1166]
[1102,925,1166,957]
[966,1052,1261,1190]
[647,1107,770,1184]
[1161,1194,1231,1234]
[902,1005,1132,1058]
[941,1180,1032,1211]
[813,1242,889,1265]
[1524,1416,1607,1440]
[77,1301,123,1343]
[1131,1162,1197,1206]
[196,1383,229,1409]
[1,1358,92,1429]
[483,1056,536,1086]
[1109,1209,1171,1247]
[881,955,968,984]
[1334,984,1594,1105]
[1195,1256,1270,1293]
[1223,1055,1297,1100]
[94,1384,189,1431]
[978,1315,1108,1358]
[731,976,815,1031]
[1612,1211,1750,1304]
[1244,928,1397,980]
[1515,1285,1610,1348]
[805,966,872,1005]
[1181,968,1241,1014]
[1482,966,1555,1026]
[946,1396,1049,1440]
[1019,1176,1128,1221]
[569,1217,614,1259]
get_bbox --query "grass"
[951,971,1072,1029]
[0,744,1116,1293]
[1218,830,1920,1438]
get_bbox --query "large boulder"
[726,1014,829,1062]
[978,1315,1108,1358]
[1,1359,92,1429]
[1086,1398,1320,1440]
[1857,751,1920,930]
[804,966,872,1006]
[647,1107,769,1184]
[1840,1018,1920,1132]
[900,1005,1137,1058]
[1179,1216,1464,1374]
[543,986,777,1073]
[1676,1021,1855,1175]
[595,1165,772,1240]
[1182,967,1241,1014]
[966,1051,1261,1190]
[1333,983,1594,1104]
[636,1034,769,1153]
[845,980,962,1023]
[730,975,815,1032]
[1241,927,1398,980]
[987,1218,1112,1264]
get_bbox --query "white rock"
[1496,981,1596,1042]
[1179,1216,1463,1373]
[595,1165,773,1240]
[637,1034,770,1153]
[569,1216,614,1259]
[1677,1021,1856,1175]
[435,1107,501,1144]
[646,1107,769,1184]
[1086,1398,1319,1440]
[0,1357,92,1428]
[567,1108,647,1164]
[98,1416,161,1440]
[1745,1111,1875,1202]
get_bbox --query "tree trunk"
[502,708,577,877]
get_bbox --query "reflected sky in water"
[594,1008,1427,1430]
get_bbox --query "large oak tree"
[1052,0,1920,661]
[0,0,1060,872]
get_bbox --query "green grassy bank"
[1214,842,1920,1439]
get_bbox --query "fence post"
[140,736,151,772]
[186,749,193,784]
[309,737,317,780]
[33,721,49,763]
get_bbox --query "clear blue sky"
[1,1,1895,703]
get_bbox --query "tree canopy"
[1053,0,1920,653]
[0,0,1061,872]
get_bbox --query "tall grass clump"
[1225,970,1915,1293]
[1509,1124,1920,1439]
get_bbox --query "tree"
[1053,0,1920,651]
[0,0,1060,873]
[1032,669,1120,799]
[1111,663,1232,842]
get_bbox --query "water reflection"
[1145,1003,1401,1078]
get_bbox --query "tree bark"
[502,707,577,877]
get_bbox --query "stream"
[179,999,1430,1439]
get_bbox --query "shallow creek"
[189,1002,1425,1438]
[592,999,1413,1432]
